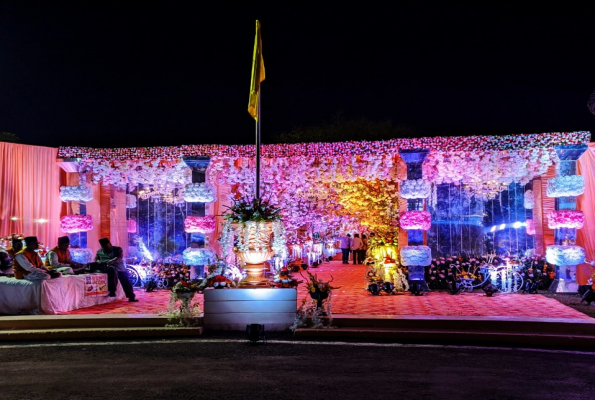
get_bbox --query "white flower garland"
[400,245,432,266]
[59,185,93,202]
[546,175,585,198]
[545,245,586,266]
[69,248,94,264]
[126,194,137,209]
[183,183,217,203]
[399,179,431,199]
[182,247,216,266]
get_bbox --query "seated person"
[95,238,138,302]
[13,236,56,281]
[0,250,13,276]
[7,237,23,259]
[45,236,86,275]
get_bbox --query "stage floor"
[59,260,592,320]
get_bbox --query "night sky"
[1,2,594,148]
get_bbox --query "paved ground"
[1,337,595,400]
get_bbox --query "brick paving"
[61,260,592,319]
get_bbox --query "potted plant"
[301,270,339,315]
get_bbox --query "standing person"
[338,233,352,264]
[12,236,53,280]
[351,233,363,265]
[45,236,86,275]
[95,238,138,302]
[360,234,369,264]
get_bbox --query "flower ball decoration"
[525,219,535,236]
[400,245,432,266]
[547,210,585,230]
[182,247,216,266]
[545,245,586,266]
[523,190,534,209]
[546,175,585,198]
[60,215,93,233]
[126,194,137,209]
[127,219,137,233]
[184,216,216,233]
[399,179,432,199]
[69,248,94,264]
[59,185,93,202]
[399,211,432,231]
[183,183,217,203]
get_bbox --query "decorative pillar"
[398,149,432,291]
[546,145,588,293]
[56,158,89,248]
[182,156,212,279]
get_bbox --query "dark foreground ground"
[1,336,594,400]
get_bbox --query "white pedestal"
[203,288,297,331]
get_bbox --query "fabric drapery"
[576,143,595,285]
[0,142,62,250]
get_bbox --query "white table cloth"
[0,274,125,315]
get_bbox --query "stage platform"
[51,260,591,320]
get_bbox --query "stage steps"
[0,314,204,341]
[294,314,595,348]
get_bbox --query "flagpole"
[255,89,261,201]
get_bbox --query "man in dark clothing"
[94,238,138,302]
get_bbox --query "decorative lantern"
[399,211,432,231]
[60,215,93,233]
[183,183,217,203]
[547,210,585,230]
[184,216,216,233]
[59,185,93,202]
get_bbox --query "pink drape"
[577,143,595,285]
[0,142,62,249]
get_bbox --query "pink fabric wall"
[577,143,595,285]
[0,142,62,249]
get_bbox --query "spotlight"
[382,282,395,294]
[490,226,496,233]
[499,223,506,230]
[246,324,266,344]
[367,283,381,295]
[512,221,522,229]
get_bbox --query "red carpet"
[60,260,592,319]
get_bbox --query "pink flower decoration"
[60,215,93,233]
[127,219,137,233]
[547,210,585,230]
[400,211,431,231]
[184,216,216,233]
[526,219,535,235]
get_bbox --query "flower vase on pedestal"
[232,222,274,287]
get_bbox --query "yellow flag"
[248,20,265,120]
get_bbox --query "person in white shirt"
[338,233,352,264]
[350,233,363,265]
